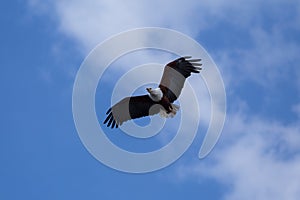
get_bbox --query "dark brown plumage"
[104,56,202,128]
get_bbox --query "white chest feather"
[148,88,163,102]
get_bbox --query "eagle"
[104,56,202,128]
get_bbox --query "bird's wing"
[104,95,162,128]
[159,56,202,102]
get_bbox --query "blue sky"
[1,0,300,199]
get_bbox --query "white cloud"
[38,0,204,52]
[178,105,300,200]
[231,27,299,88]
[28,0,300,89]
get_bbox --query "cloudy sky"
[1,0,300,199]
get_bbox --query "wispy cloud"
[31,0,204,52]
[178,105,300,200]
[29,0,300,88]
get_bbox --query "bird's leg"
[168,105,174,114]
[160,96,172,113]
[159,97,180,118]
[169,104,179,115]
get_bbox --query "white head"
[146,87,163,102]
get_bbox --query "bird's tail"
[159,104,180,118]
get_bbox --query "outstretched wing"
[104,95,162,128]
[159,56,202,102]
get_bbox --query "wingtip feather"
[190,63,202,66]
[103,113,112,124]
[106,108,112,115]
[187,58,202,62]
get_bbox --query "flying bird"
[104,56,202,128]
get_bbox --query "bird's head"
[146,87,163,102]
[146,87,152,93]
